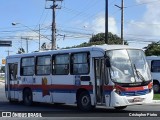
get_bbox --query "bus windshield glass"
[106,49,151,83]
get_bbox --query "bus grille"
[121,89,150,96]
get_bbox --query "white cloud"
[126,0,160,40]
[91,13,118,34]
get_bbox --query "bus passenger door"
[8,63,19,100]
[94,58,105,104]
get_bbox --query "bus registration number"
[133,97,143,102]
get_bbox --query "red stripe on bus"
[9,84,93,91]
[115,82,153,91]
[103,85,114,91]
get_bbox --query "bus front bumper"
[107,89,153,107]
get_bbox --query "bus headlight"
[115,89,121,95]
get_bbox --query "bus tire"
[114,106,127,110]
[9,99,17,104]
[77,91,93,111]
[23,89,33,106]
[153,83,160,93]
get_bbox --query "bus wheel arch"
[23,88,33,106]
[76,88,94,111]
[114,106,127,110]
[153,80,160,93]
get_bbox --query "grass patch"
[153,94,160,100]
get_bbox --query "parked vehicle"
[146,56,160,93]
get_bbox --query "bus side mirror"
[106,58,111,67]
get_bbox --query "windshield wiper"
[133,64,145,82]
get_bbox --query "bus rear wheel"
[153,83,160,93]
[23,89,33,106]
[77,91,94,111]
[114,106,127,110]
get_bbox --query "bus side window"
[36,55,51,75]
[71,52,90,75]
[53,54,69,75]
[151,60,160,72]
[21,57,35,76]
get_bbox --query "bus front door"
[94,58,105,104]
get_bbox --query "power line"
[126,0,160,8]
[62,0,100,23]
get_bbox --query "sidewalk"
[152,100,160,104]
[0,79,4,83]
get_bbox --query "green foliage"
[90,32,128,45]
[153,94,160,100]
[41,42,47,50]
[64,32,128,49]
[0,66,5,73]
[145,42,160,56]
[17,48,25,54]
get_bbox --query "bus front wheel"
[23,89,33,106]
[77,91,94,111]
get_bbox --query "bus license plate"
[133,97,143,102]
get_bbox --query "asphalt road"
[0,81,160,120]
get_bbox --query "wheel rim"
[81,96,89,106]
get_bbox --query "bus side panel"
[52,75,76,104]
[32,75,52,103]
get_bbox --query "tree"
[41,42,47,50]
[63,32,128,49]
[89,32,128,45]
[145,42,160,56]
[17,48,25,54]
[0,66,5,73]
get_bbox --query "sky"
[1,0,160,66]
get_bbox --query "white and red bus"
[5,44,153,111]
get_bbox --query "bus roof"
[6,44,140,59]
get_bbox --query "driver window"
[9,63,18,80]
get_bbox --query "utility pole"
[121,0,124,45]
[115,0,124,45]
[105,0,108,44]
[21,37,32,53]
[5,50,12,56]
[39,24,41,51]
[45,0,63,50]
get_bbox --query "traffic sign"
[2,59,6,64]
[0,40,12,47]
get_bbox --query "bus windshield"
[106,49,151,83]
